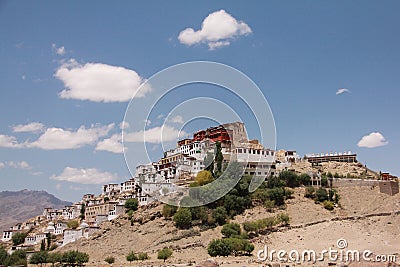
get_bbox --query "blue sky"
[0,1,399,202]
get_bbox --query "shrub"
[67,220,79,229]
[279,171,300,188]
[126,251,137,262]
[221,223,241,238]
[194,170,214,186]
[212,207,228,225]
[316,188,328,202]
[125,198,139,212]
[299,173,311,186]
[304,186,315,199]
[267,187,285,206]
[321,176,328,187]
[207,239,232,257]
[190,206,208,223]
[162,204,178,219]
[173,208,192,229]
[207,238,254,257]
[137,252,149,261]
[157,248,173,262]
[104,256,114,264]
[30,251,48,265]
[264,199,275,212]
[277,213,290,225]
[323,200,334,211]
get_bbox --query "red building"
[193,125,232,144]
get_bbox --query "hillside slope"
[0,189,72,231]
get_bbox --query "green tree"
[304,186,316,199]
[104,256,115,264]
[125,198,139,212]
[279,171,300,188]
[30,251,48,266]
[157,248,173,262]
[40,239,46,251]
[221,223,241,238]
[0,246,8,265]
[75,251,89,266]
[162,204,178,219]
[267,187,285,206]
[12,232,27,246]
[212,207,228,225]
[215,141,224,177]
[48,252,62,267]
[6,249,27,267]
[299,173,311,186]
[265,175,286,188]
[62,250,89,267]
[80,205,86,220]
[204,152,214,175]
[173,208,192,229]
[208,239,232,257]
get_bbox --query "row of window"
[236,148,274,155]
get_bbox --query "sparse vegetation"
[67,220,79,229]
[104,256,115,264]
[208,238,254,257]
[126,251,137,262]
[125,198,139,212]
[221,223,241,238]
[162,204,178,219]
[12,231,28,246]
[173,208,192,229]
[323,200,334,210]
[157,247,173,262]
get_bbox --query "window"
[237,148,242,153]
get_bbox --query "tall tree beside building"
[215,141,224,177]
[204,152,214,176]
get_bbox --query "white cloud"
[51,167,118,184]
[336,88,350,95]
[21,75,26,80]
[119,121,130,130]
[0,162,4,169]
[0,135,24,148]
[124,125,185,144]
[15,41,24,49]
[55,59,151,102]
[52,43,66,55]
[357,132,388,148]
[12,122,45,133]
[170,115,184,124]
[144,119,151,126]
[178,9,252,50]
[28,123,114,150]
[95,134,124,154]
[6,161,32,170]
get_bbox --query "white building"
[62,222,99,246]
[2,230,13,242]
[24,233,46,245]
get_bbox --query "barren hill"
[0,189,72,231]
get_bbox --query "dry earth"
[57,185,400,267]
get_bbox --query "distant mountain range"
[0,189,72,232]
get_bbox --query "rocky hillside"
[0,189,72,231]
[58,185,400,266]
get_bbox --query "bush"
[304,186,316,199]
[321,176,328,187]
[267,187,285,206]
[126,251,137,262]
[137,252,149,261]
[208,239,232,257]
[193,170,214,186]
[62,250,89,266]
[323,200,334,211]
[104,256,115,264]
[162,204,178,219]
[264,199,275,212]
[299,173,311,186]
[279,171,300,188]
[12,232,28,246]
[277,213,290,225]
[173,208,192,229]
[316,188,328,202]
[221,223,241,238]
[30,251,49,265]
[207,238,254,256]
[125,198,138,212]
[212,207,228,225]
[67,220,79,229]
[157,248,173,262]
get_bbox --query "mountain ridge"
[0,189,72,232]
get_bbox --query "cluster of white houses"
[1,122,280,249]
